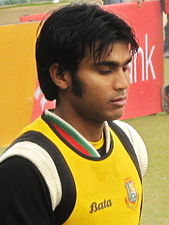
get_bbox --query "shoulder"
[0,141,62,210]
[113,120,143,143]
[0,154,55,225]
[113,120,148,177]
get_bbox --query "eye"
[96,65,113,75]
[98,69,112,75]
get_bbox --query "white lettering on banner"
[130,34,156,83]
[34,86,47,110]
[34,86,42,100]
[40,96,47,110]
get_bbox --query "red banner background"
[103,1,164,119]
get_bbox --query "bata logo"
[89,199,112,213]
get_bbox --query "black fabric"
[108,121,142,182]
[0,156,55,225]
[11,131,77,225]
[97,132,113,157]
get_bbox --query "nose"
[113,68,130,90]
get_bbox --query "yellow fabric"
[21,117,142,225]
[89,133,104,150]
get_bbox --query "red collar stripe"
[53,123,92,156]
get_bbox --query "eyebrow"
[95,57,132,67]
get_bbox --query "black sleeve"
[0,156,55,225]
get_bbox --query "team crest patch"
[124,178,139,209]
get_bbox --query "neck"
[54,107,104,142]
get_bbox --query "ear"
[49,63,72,90]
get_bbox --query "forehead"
[105,42,131,63]
[83,41,131,65]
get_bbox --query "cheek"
[85,75,113,91]
[121,70,131,86]
[79,71,113,99]
[126,73,131,85]
[82,83,111,107]
[83,81,110,99]
[125,70,131,84]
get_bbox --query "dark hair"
[36,4,138,100]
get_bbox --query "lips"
[110,97,127,107]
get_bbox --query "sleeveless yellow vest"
[21,117,142,225]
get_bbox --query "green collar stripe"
[44,110,100,158]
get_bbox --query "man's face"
[69,41,132,123]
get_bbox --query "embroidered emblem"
[89,199,112,213]
[124,178,138,209]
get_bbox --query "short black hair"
[36,4,138,100]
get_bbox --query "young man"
[0,4,148,225]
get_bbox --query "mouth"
[110,97,127,107]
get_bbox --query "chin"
[110,115,122,121]
[107,110,124,121]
